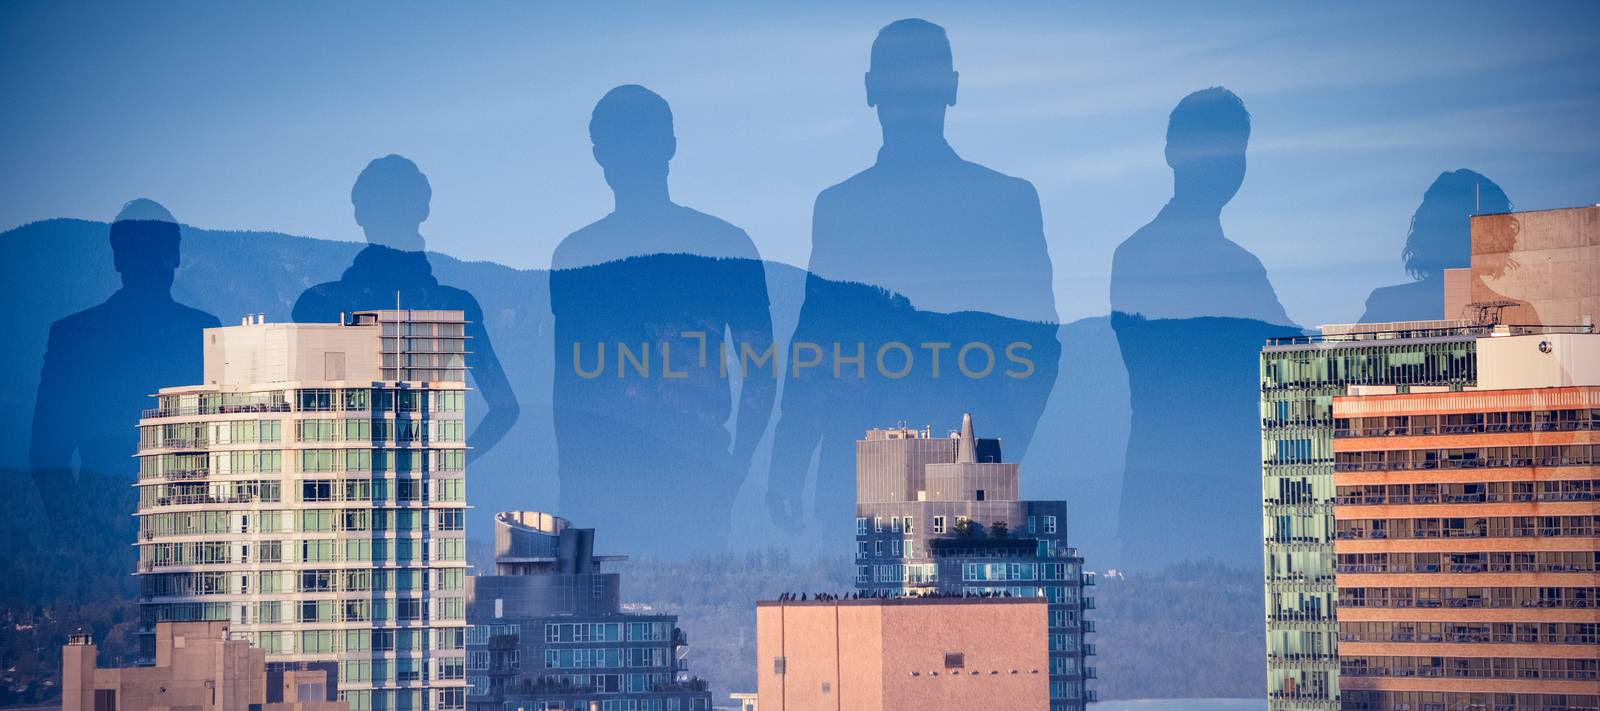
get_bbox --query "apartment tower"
[136,310,471,711]
[1261,205,1599,709]
[854,413,1094,709]
[1333,331,1600,710]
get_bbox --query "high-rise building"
[1261,204,1599,709]
[1262,320,1482,708]
[464,511,711,711]
[853,413,1094,709]
[1332,331,1600,710]
[135,310,471,711]
[755,596,1051,711]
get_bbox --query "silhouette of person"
[31,199,221,523]
[294,155,519,462]
[1109,87,1298,568]
[549,85,776,555]
[1110,88,1291,324]
[1360,170,1512,323]
[766,19,1060,534]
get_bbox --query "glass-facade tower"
[136,309,470,711]
[1261,323,1479,709]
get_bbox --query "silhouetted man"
[31,199,220,520]
[767,19,1060,535]
[1360,170,1512,323]
[1109,87,1298,568]
[1110,88,1291,324]
[804,18,1056,321]
[294,155,518,462]
[550,85,775,554]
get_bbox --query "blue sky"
[3,1,1597,326]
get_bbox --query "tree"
[990,520,1010,539]
[953,518,984,539]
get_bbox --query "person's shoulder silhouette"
[1360,169,1511,323]
[294,155,441,321]
[549,83,774,556]
[553,85,761,271]
[293,154,518,460]
[1110,87,1292,326]
[805,18,1054,322]
[32,198,220,479]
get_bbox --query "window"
[903,516,914,534]
[891,516,902,533]
[856,517,867,535]
[874,517,883,533]
[773,657,786,675]
[1043,516,1057,534]
[944,652,965,669]
[933,516,947,534]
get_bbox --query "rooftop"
[757,595,1045,608]
[1264,323,1592,349]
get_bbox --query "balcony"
[143,437,209,450]
[142,402,291,419]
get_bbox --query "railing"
[142,402,291,419]
[1335,456,1595,472]
[1268,323,1592,347]
[1336,420,1596,439]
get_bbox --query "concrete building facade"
[465,512,711,711]
[135,310,470,711]
[755,597,1050,711]
[63,621,346,711]
[852,414,1093,709]
[1332,334,1600,710]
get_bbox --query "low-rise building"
[62,621,346,711]
[465,512,711,711]
[755,596,1050,711]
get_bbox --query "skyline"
[4,2,1600,327]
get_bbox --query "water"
[1090,700,1265,711]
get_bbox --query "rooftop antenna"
[1474,181,1481,214]
[1464,300,1518,326]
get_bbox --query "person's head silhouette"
[1404,169,1511,281]
[590,85,676,209]
[866,18,957,143]
[110,198,180,295]
[352,154,431,252]
[1166,87,1250,211]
